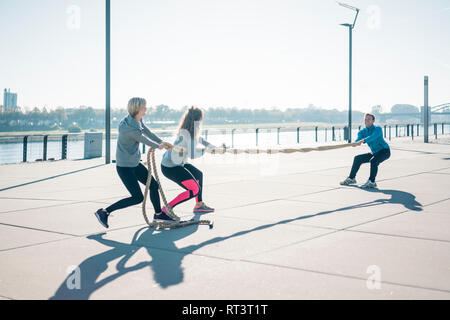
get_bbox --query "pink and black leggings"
[161,163,203,208]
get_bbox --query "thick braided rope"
[150,148,180,220]
[142,149,154,225]
[142,148,180,226]
[206,142,360,155]
[142,142,358,226]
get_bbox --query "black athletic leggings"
[349,148,391,182]
[106,163,161,214]
[161,163,203,208]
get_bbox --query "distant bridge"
[431,103,450,114]
[378,103,450,120]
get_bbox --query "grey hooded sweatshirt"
[115,114,162,167]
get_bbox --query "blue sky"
[0,0,449,113]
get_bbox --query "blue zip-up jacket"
[355,124,390,154]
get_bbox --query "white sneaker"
[361,180,377,188]
[340,177,357,186]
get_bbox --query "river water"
[1,125,448,165]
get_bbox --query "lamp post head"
[337,2,359,12]
[337,2,360,28]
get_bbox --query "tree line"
[0,104,423,132]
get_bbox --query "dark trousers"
[349,148,391,182]
[106,163,161,214]
[161,163,203,206]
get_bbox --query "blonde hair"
[127,97,146,117]
[178,106,203,140]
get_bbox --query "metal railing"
[1,122,449,165]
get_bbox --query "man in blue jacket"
[340,113,391,188]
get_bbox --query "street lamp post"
[338,2,359,143]
[424,76,429,143]
[105,0,111,164]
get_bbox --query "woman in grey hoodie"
[94,97,172,228]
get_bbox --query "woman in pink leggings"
[158,106,215,220]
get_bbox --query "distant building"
[3,88,18,111]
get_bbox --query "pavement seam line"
[0,293,14,300]
[0,236,76,253]
[0,200,86,215]
[219,187,341,211]
[237,259,450,294]
[341,197,450,231]
[0,222,79,237]
[0,197,76,202]
[214,214,450,244]
[0,163,107,192]
[0,222,151,252]
[341,229,450,244]
[2,193,447,254]
[239,196,450,257]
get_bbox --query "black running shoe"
[153,208,177,222]
[95,209,109,228]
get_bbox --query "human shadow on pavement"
[50,187,422,299]
[50,215,204,299]
[347,185,423,211]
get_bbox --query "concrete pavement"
[0,136,449,299]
